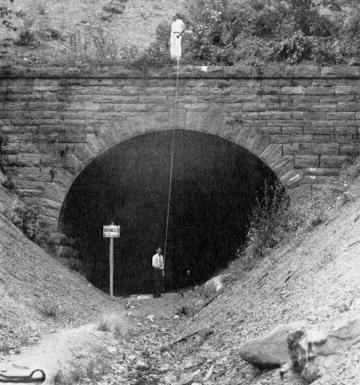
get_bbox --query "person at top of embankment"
[170,14,186,60]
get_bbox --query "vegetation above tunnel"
[138,0,360,67]
[1,0,360,67]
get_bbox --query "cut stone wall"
[0,64,360,251]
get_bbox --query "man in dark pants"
[152,247,164,298]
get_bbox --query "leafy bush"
[181,0,348,66]
[244,182,291,260]
[16,30,37,46]
[241,181,331,267]
[274,30,312,63]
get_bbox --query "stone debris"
[288,317,360,383]
[203,274,230,298]
[238,322,305,368]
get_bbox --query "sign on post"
[103,225,121,238]
[103,223,120,297]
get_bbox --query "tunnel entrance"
[59,130,278,295]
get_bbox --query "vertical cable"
[163,57,181,274]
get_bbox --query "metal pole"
[109,237,114,297]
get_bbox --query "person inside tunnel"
[152,247,165,298]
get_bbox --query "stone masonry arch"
[57,111,294,229]
[1,64,360,257]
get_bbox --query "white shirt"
[152,253,164,269]
[170,19,186,60]
[171,19,185,35]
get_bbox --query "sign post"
[103,223,121,297]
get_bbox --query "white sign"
[103,225,120,238]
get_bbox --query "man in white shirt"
[152,247,164,298]
[170,14,186,60]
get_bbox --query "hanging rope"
[163,57,181,271]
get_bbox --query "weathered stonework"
[0,64,360,250]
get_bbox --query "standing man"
[152,247,164,298]
[170,14,186,61]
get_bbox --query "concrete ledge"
[1,64,360,80]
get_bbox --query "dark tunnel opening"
[59,130,279,295]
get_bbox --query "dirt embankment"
[0,0,186,65]
[165,194,360,385]
[0,205,127,353]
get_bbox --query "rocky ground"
[96,193,360,385]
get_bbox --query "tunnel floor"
[59,130,277,295]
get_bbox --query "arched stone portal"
[2,65,359,269]
[58,129,280,295]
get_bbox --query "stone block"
[312,104,337,112]
[295,155,320,168]
[306,87,334,95]
[282,126,304,134]
[1,142,20,154]
[281,86,306,95]
[242,102,266,111]
[337,102,357,111]
[327,111,355,120]
[336,134,355,144]
[61,153,84,172]
[302,175,332,184]
[309,134,335,143]
[305,125,334,135]
[340,144,360,155]
[261,126,281,134]
[293,95,320,103]
[289,134,313,143]
[17,178,47,191]
[323,66,359,76]
[300,143,339,155]
[16,154,41,166]
[303,167,339,176]
[320,155,351,168]
[335,85,358,94]
[260,111,291,120]
[283,143,300,155]
[16,188,44,198]
[40,198,61,210]
[335,126,357,135]
[40,154,60,167]
[270,134,291,144]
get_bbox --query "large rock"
[288,318,360,383]
[239,323,305,368]
[203,274,230,298]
